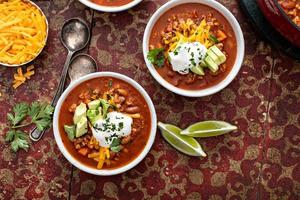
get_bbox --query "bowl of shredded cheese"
[0,0,48,67]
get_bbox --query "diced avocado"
[206,49,221,65]
[191,65,205,75]
[200,61,207,68]
[64,125,76,141]
[209,45,226,64]
[73,103,87,124]
[100,99,111,118]
[75,117,88,138]
[204,56,219,73]
[88,100,101,110]
[87,109,102,126]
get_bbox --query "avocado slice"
[191,65,205,75]
[75,117,88,138]
[73,103,87,124]
[209,45,226,64]
[206,49,221,65]
[87,109,102,126]
[88,100,101,110]
[204,56,219,73]
[64,125,76,141]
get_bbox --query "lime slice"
[180,121,237,137]
[158,122,206,157]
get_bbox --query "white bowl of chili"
[53,72,157,176]
[78,0,142,12]
[143,0,244,97]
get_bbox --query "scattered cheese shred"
[12,65,35,89]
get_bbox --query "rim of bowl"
[273,0,300,32]
[143,0,245,97]
[77,0,143,12]
[0,0,49,67]
[53,72,157,176]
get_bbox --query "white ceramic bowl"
[78,0,142,12]
[143,0,245,97]
[53,72,157,176]
[0,0,48,67]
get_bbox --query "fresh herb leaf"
[29,103,54,131]
[111,137,120,147]
[110,137,121,152]
[5,129,29,152]
[209,34,219,43]
[64,125,76,141]
[111,146,121,153]
[5,101,53,152]
[5,130,15,142]
[28,102,41,119]
[147,48,165,67]
[7,103,29,126]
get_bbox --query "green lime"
[180,121,237,137]
[158,122,206,157]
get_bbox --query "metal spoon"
[68,54,98,82]
[29,54,97,141]
[29,18,91,142]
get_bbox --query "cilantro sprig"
[110,137,121,153]
[147,48,165,67]
[5,102,54,152]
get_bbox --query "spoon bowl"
[61,18,90,52]
[68,54,98,82]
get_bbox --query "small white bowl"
[78,0,142,12]
[0,0,48,67]
[53,72,157,176]
[143,0,245,97]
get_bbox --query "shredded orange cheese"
[13,65,35,89]
[165,19,214,52]
[88,146,110,169]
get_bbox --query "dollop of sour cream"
[169,42,207,74]
[92,111,133,147]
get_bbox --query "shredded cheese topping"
[163,19,214,52]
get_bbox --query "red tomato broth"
[58,77,151,170]
[149,3,237,90]
[91,0,133,6]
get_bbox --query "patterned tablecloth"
[0,0,300,199]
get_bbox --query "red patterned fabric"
[0,0,299,199]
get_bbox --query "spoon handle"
[52,51,74,106]
[29,51,74,142]
[29,127,46,141]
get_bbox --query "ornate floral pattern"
[0,0,299,199]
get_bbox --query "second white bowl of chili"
[143,0,244,97]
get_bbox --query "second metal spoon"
[29,53,97,141]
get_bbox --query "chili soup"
[58,76,152,170]
[147,3,237,91]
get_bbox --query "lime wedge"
[158,122,206,157]
[180,121,237,137]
